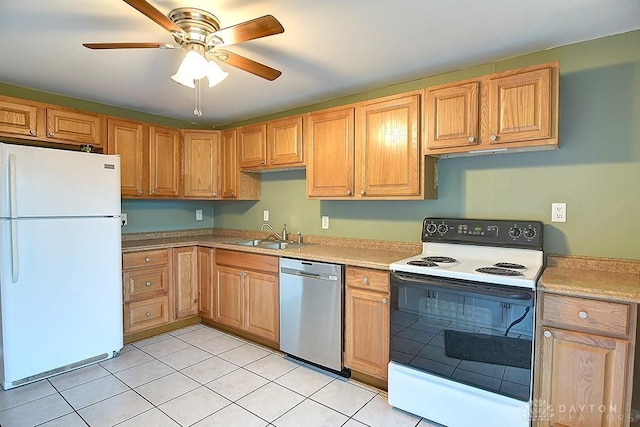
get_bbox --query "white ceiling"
[1,0,639,126]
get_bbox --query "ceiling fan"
[83,0,284,115]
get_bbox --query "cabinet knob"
[360,190,366,196]
[260,160,265,165]
[544,330,552,338]
[490,134,498,141]
[231,191,235,196]
[145,257,151,263]
[138,190,143,195]
[145,312,151,318]
[150,190,156,194]
[47,132,54,137]
[29,129,36,136]
[382,297,388,304]
[212,192,217,197]
[145,281,151,287]
[468,136,476,143]
[362,277,369,285]
[578,311,588,319]
[270,159,274,164]
[346,189,352,196]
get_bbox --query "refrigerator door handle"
[8,153,17,218]
[10,219,19,282]
[8,153,19,282]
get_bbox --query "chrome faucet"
[261,222,288,241]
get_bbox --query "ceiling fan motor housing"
[169,8,220,46]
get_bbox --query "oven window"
[390,273,534,401]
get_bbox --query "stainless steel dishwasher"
[279,258,347,375]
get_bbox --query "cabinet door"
[46,108,102,146]
[356,94,421,197]
[107,118,146,197]
[239,123,267,169]
[345,287,390,379]
[267,115,304,167]
[149,125,180,197]
[306,107,355,198]
[198,247,215,320]
[215,265,244,329]
[174,247,198,319]
[244,270,279,342]
[183,130,220,199]
[536,327,628,427]
[220,129,238,199]
[425,82,480,150]
[0,98,40,137]
[487,67,552,145]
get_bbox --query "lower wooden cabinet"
[344,266,390,380]
[173,247,198,319]
[197,247,215,320]
[213,249,279,343]
[534,292,636,427]
[122,249,172,335]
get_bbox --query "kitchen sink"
[227,239,307,250]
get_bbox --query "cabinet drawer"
[346,266,389,293]
[123,266,169,302]
[542,293,630,337]
[124,296,170,333]
[123,249,170,269]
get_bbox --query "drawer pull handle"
[382,297,388,304]
[468,136,475,143]
[145,281,151,287]
[145,312,151,318]
[578,311,588,319]
[362,277,369,285]
[544,330,552,338]
[145,257,151,263]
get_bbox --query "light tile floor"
[0,324,441,427]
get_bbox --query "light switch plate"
[321,216,329,229]
[196,209,203,221]
[264,210,269,221]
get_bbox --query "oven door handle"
[391,272,533,302]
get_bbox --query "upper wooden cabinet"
[182,130,220,199]
[425,61,558,157]
[107,119,180,198]
[107,118,146,197]
[221,128,260,200]
[239,115,304,171]
[0,95,103,149]
[307,93,436,200]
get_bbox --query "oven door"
[390,271,535,401]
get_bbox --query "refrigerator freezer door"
[0,143,120,218]
[0,216,123,388]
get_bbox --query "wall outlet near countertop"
[195,209,203,221]
[120,213,127,226]
[264,210,270,221]
[551,203,567,222]
[321,216,330,229]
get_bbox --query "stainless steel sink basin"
[227,239,306,250]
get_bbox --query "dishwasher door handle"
[281,268,323,279]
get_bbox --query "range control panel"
[421,218,543,249]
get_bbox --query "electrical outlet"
[263,210,269,221]
[321,216,330,229]
[195,209,203,221]
[551,203,567,223]
[120,213,127,226]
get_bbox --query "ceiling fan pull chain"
[194,78,203,117]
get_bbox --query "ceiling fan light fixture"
[205,60,229,87]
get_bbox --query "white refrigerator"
[0,143,123,389]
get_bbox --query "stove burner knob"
[437,224,448,234]
[426,223,437,234]
[509,227,521,238]
[523,227,536,239]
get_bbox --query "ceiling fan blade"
[214,50,282,81]
[83,42,171,50]
[212,15,284,47]
[122,0,184,35]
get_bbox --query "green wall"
[3,31,639,259]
